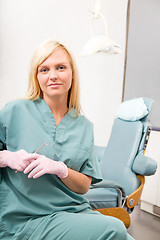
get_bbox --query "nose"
[49,69,58,80]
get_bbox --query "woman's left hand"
[23,154,68,179]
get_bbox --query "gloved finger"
[23,153,39,163]
[28,166,43,178]
[18,149,28,155]
[32,169,46,179]
[23,159,40,174]
[13,162,24,172]
[22,158,34,167]
[19,162,28,171]
[15,165,24,172]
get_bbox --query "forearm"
[60,168,92,195]
[16,153,92,194]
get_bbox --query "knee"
[108,218,127,240]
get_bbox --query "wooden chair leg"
[93,207,131,229]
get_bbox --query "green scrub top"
[0,97,102,239]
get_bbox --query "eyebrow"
[39,62,69,68]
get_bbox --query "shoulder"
[69,108,93,125]
[78,115,93,128]
[69,112,94,134]
[0,99,35,112]
[0,99,35,123]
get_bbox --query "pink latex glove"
[23,154,68,179]
[0,150,32,172]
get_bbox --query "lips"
[47,83,62,88]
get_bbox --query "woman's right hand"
[0,150,32,172]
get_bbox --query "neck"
[43,95,69,126]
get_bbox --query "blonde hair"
[26,39,81,116]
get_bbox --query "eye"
[57,65,66,71]
[39,68,49,73]
[41,68,47,73]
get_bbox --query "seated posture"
[0,40,134,240]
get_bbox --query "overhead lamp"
[79,0,121,56]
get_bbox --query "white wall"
[143,131,160,206]
[141,130,160,216]
[0,0,128,146]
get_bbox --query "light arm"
[60,168,92,195]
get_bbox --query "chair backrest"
[99,98,152,196]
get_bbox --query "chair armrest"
[132,151,157,175]
[91,180,126,196]
[126,175,145,208]
[95,146,105,162]
[91,180,126,207]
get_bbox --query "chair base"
[93,207,131,229]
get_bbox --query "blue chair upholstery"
[85,98,157,216]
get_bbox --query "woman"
[0,40,134,239]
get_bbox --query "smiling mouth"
[47,83,62,88]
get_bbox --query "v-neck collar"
[34,97,77,143]
[35,97,71,128]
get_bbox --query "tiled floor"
[127,204,160,240]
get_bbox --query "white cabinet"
[141,130,160,216]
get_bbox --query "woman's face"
[37,47,72,103]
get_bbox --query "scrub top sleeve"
[0,117,6,183]
[80,125,102,184]
[0,108,7,151]
[0,101,17,151]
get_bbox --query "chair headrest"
[116,97,153,122]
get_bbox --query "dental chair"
[85,98,157,228]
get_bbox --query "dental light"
[79,0,121,56]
